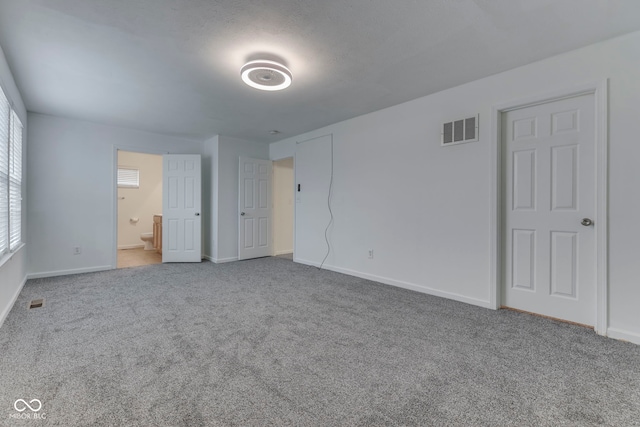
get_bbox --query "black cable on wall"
[319,134,334,270]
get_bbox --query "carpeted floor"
[1,258,639,426]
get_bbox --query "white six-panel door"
[238,157,272,260]
[503,94,596,325]
[162,154,202,263]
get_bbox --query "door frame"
[111,146,169,269]
[489,80,609,335]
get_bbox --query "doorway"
[116,150,163,268]
[500,91,602,327]
[273,157,294,259]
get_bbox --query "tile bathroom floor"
[117,248,162,269]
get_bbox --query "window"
[0,85,23,257]
[0,88,8,255]
[117,167,139,188]
[9,110,23,250]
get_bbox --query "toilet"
[140,232,154,250]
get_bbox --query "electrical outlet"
[368,249,374,259]
[73,246,81,255]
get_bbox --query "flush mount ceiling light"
[241,60,292,91]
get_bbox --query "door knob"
[581,218,593,226]
[195,213,200,216]
[240,212,245,216]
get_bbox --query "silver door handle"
[581,218,593,226]
[240,212,245,216]
[195,213,200,216]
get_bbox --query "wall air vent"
[441,114,479,146]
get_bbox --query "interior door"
[238,157,272,260]
[503,93,596,325]
[162,154,201,263]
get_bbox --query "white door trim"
[270,165,275,257]
[490,80,609,335]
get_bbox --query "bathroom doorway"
[116,150,163,268]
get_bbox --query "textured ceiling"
[1,0,640,143]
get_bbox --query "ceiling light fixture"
[241,60,292,91]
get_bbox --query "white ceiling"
[1,0,640,143]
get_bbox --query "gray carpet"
[1,258,639,426]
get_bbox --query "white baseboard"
[202,255,214,262]
[212,257,238,264]
[607,327,640,345]
[27,265,113,280]
[274,250,293,256]
[294,258,493,309]
[117,244,145,250]
[0,275,27,330]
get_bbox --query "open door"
[238,157,272,260]
[162,154,201,263]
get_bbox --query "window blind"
[0,87,9,255]
[118,168,139,188]
[9,110,22,250]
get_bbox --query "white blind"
[0,86,9,255]
[9,110,22,250]
[118,168,139,188]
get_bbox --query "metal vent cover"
[441,114,479,146]
[28,299,45,309]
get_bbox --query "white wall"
[294,135,333,264]
[273,157,294,255]
[27,114,202,278]
[212,136,269,262]
[270,31,640,344]
[117,151,162,249]
[0,44,27,328]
